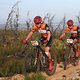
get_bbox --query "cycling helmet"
[67,19,73,26]
[34,16,42,24]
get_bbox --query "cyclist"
[59,19,79,58]
[23,16,53,71]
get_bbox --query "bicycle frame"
[31,40,47,59]
[30,40,57,75]
[32,42,48,71]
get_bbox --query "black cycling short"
[70,36,78,40]
[39,36,52,47]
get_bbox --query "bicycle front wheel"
[24,52,36,73]
[63,52,68,70]
[45,51,57,75]
[70,48,79,66]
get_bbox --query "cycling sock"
[49,59,53,71]
[49,59,52,64]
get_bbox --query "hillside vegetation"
[0,29,80,77]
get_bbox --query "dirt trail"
[43,61,80,80]
[0,62,80,80]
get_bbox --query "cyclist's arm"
[25,31,33,41]
[25,26,37,41]
[60,27,69,39]
[46,24,51,41]
[47,31,51,41]
[59,33,66,39]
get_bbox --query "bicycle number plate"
[38,30,47,33]
[67,39,73,43]
[70,31,77,33]
[31,41,39,46]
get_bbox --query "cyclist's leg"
[45,47,51,59]
[45,37,53,71]
[44,36,52,59]
[45,46,53,71]
[70,37,79,58]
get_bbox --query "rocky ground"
[45,61,80,80]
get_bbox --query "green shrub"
[31,73,46,80]
[0,29,75,77]
[0,58,24,77]
[25,74,31,80]
[25,73,46,80]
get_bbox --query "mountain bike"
[25,40,57,75]
[63,39,80,70]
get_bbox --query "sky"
[0,0,80,24]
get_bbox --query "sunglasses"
[35,23,41,25]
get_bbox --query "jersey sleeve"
[31,26,37,32]
[64,27,70,33]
